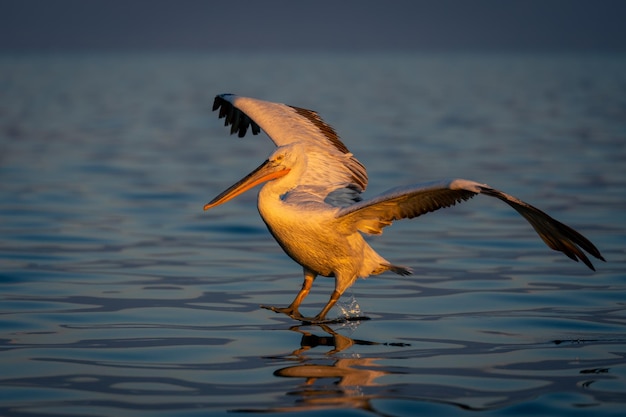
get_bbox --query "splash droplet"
[337,294,362,318]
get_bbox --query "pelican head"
[204,145,300,210]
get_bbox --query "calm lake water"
[1,52,625,416]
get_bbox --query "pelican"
[204,94,604,323]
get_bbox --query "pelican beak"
[204,159,290,210]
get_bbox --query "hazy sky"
[2,0,625,52]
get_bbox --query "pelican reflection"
[250,324,408,412]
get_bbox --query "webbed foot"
[261,305,369,324]
[261,305,304,320]
[260,305,330,323]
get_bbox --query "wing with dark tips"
[212,93,368,204]
[337,179,605,270]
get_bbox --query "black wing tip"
[212,94,260,137]
[556,221,606,271]
[477,184,606,272]
[212,93,233,111]
[577,252,596,271]
[579,247,606,271]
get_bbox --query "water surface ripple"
[1,52,625,416]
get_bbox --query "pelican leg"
[304,272,357,323]
[309,290,341,322]
[261,268,316,320]
[308,274,354,322]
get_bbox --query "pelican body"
[204,94,604,323]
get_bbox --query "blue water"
[1,52,625,416]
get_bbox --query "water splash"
[336,294,362,319]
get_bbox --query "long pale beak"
[204,159,290,210]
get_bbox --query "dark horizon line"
[2,45,626,54]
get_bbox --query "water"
[1,52,625,416]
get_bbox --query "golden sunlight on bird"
[204,94,605,323]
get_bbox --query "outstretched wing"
[212,94,368,205]
[337,179,605,270]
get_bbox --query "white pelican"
[204,94,604,323]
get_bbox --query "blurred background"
[2,0,626,53]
